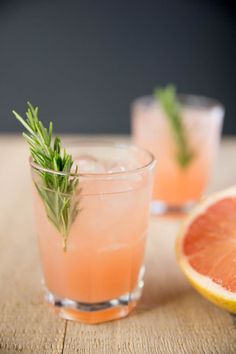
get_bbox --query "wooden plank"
[0,135,236,353]
[0,136,66,353]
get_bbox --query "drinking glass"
[132,95,224,214]
[30,142,155,323]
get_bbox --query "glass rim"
[30,141,156,178]
[132,93,225,111]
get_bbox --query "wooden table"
[1,135,236,354]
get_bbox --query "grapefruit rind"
[176,186,236,313]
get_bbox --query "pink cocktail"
[31,143,155,323]
[132,95,224,214]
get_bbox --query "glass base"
[45,268,145,324]
[151,200,196,216]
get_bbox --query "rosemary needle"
[154,85,195,168]
[13,102,79,251]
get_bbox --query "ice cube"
[73,155,106,173]
[106,160,139,173]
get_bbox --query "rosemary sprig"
[13,102,79,251]
[154,85,195,168]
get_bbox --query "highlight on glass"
[131,85,225,214]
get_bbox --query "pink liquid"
[32,154,154,323]
[132,103,223,206]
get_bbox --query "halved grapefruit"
[176,187,236,313]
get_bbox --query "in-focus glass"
[30,142,155,324]
[132,95,224,214]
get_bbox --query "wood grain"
[0,135,236,354]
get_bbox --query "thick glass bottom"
[44,267,145,324]
[151,200,196,216]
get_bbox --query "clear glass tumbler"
[132,95,224,214]
[30,142,155,323]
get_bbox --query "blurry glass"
[132,95,224,214]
